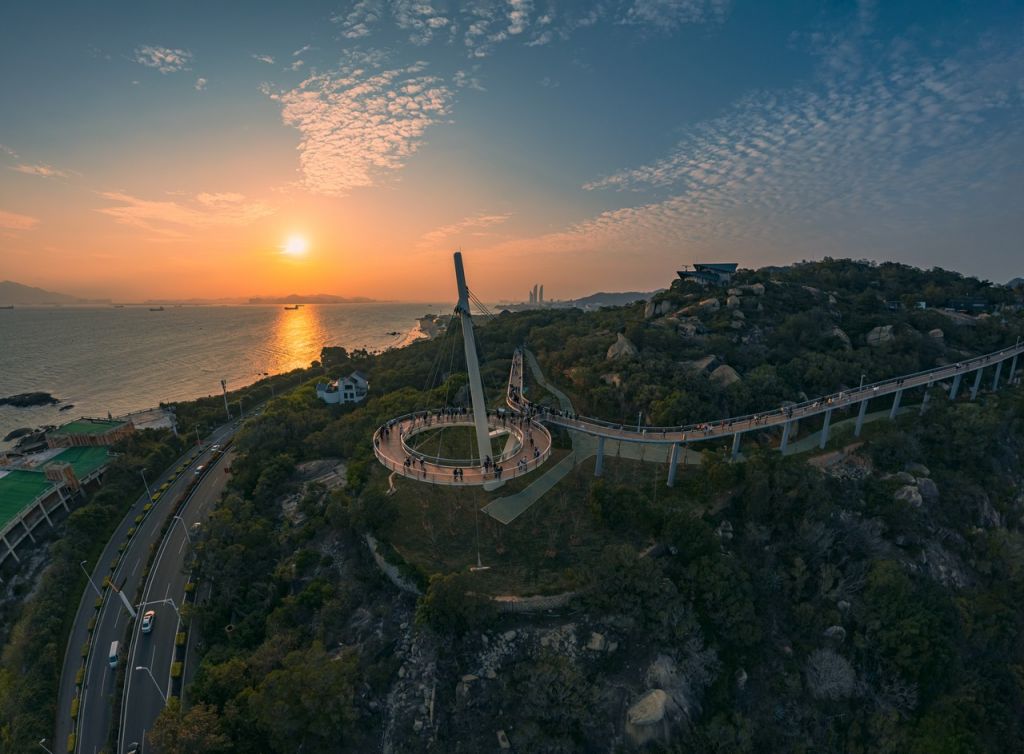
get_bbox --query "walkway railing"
[507,340,1024,446]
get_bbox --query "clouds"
[194,77,207,91]
[0,209,39,231]
[264,58,452,196]
[329,0,731,58]
[97,191,274,236]
[509,32,1024,261]
[621,0,731,30]
[419,212,511,248]
[11,163,70,179]
[134,45,192,74]
[252,53,275,64]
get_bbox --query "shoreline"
[1,313,437,451]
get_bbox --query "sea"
[0,303,448,447]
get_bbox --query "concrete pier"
[819,408,832,450]
[854,399,869,437]
[920,383,932,415]
[666,443,681,487]
[731,432,742,459]
[780,420,793,451]
[594,436,605,477]
[970,368,984,400]
[949,373,962,400]
[889,389,903,420]
[993,361,1003,391]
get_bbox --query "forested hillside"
[92,260,1024,752]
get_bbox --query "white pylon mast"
[453,252,493,469]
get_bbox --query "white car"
[141,610,156,634]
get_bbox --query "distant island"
[247,294,378,305]
[0,280,110,306]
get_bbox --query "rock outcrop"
[644,299,674,319]
[831,326,853,350]
[710,364,741,387]
[607,333,640,361]
[866,325,895,347]
[625,689,676,747]
[917,477,939,503]
[895,484,923,508]
[676,317,706,338]
[681,355,719,374]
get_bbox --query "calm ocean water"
[0,303,447,446]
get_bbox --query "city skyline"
[1,0,1022,301]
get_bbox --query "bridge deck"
[373,411,552,487]
[507,343,1023,446]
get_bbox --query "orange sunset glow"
[1,2,1022,303]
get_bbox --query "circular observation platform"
[373,409,552,489]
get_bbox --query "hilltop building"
[316,371,369,405]
[526,283,546,305]
[677,263,738,287]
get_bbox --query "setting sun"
[282,235,308,257]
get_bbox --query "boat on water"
[113,304,125,308]
[149,306,165,311]
[283,305,300,310]
[0,305,13,310]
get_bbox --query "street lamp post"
[237,398,244,420]
[859,373,866,390]
[79,560,103,598]
[173,515,193,545]
[37,738,54,753]
[134,665,168,704]
[140,470,154,503]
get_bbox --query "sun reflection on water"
[267,305,328,374]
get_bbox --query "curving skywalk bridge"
[506,339,1024,486]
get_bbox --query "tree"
[148,698,230,754]
[248,643,358,752]
[415,572,496,635]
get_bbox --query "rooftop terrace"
[0,470,55,530]
[44,446,112,480]
[51,418,128,436]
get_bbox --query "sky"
[0,0,1022,302]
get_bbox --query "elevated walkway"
[373,410,551,489]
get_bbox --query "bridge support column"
[889,390,903,420]
[854,399,869,437]
[992,361,1003,391]
[949,373,962,400]
[731,432,742,460]
[780,421,793,452]
[666,443,681,487]
[970,368,983,400]
[594,436,605,477]
[819,409,833,450]
[920,383,933,415]
[37,499,53,528]
[21,519,35,543]
[1009,355,1018,384]
[1,535,19,564]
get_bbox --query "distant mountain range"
[567,290,663,307]
[0,281,380,306]
[247,294,378,304]
[0,280,109,305]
